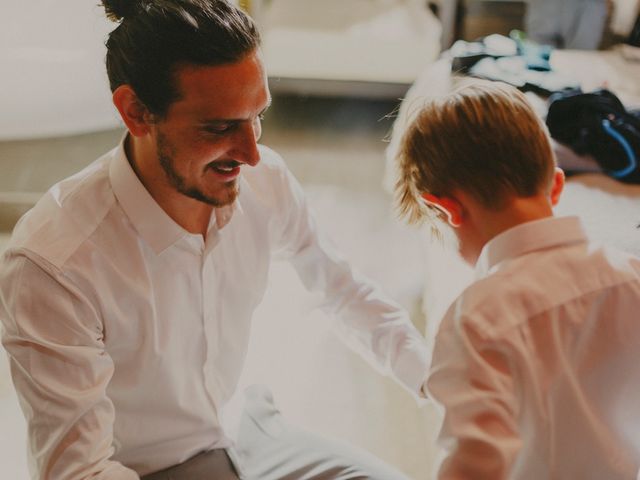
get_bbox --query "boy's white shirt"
[428,215,640,479]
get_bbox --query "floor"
[0,95,443,479]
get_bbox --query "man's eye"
[204,124,233,135]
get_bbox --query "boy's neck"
[460,192,555,265]
[480,194,555,241]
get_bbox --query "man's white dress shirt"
[0,142,428,479]
[427,216,640,480]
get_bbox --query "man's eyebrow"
[199,99,272,125]
[200,118,241,126]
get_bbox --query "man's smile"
[207,160,242,180]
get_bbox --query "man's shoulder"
[8,149,118,270]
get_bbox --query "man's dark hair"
[102,0,261,117]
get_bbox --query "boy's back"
[394,81,640,478]
[428,215,640,479]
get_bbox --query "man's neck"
[125,135,214,237]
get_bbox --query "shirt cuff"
[391,337,431,405]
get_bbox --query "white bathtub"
[0,1,120,140]
[260,0,443,97]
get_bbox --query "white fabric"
[230,385,410,480]
[427,216,640,479]
[0,141,429,479]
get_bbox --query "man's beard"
[157,132,239,207]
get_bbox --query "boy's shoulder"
[446,242,640,340]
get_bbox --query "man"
[395,82,640,479]
[0,1,429,478]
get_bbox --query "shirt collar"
[109,135,236,254]
[475,216,588,278]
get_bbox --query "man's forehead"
[177,52,266,90]
[170,55,270,117]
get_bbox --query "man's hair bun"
[101,0,142,22]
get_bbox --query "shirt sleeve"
[426,313,521,480]
[272,165,430,400]
[0,252,139,480]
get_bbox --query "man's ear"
[112,85,153,137]
[421,193,463,227]
[550,167,565,207]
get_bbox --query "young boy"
[395,82,640,479]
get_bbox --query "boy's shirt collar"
[475,216,587,278]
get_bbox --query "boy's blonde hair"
[395,82,556,225]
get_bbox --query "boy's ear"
[112,85,153,137]
[421,193,463,227]
[550,167,565,207]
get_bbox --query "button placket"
[201,231,222,405]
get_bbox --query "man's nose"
[233,122,260,167]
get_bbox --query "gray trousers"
[141,449,239,480]
[141,385,409,480]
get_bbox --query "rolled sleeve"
[0,252,138,480]
[274,165,430,400]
